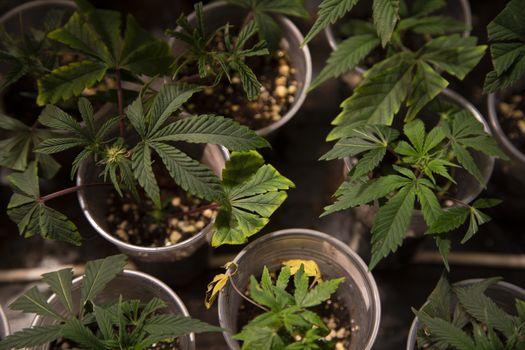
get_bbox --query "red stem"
[116,69,125,138]
[38,183,110,203]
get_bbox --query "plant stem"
[229,277,269,312]
[174,202,220,218]
[116,68,125,139]
[38,183,110,203]
[446,196,471,208]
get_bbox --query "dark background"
[0,0,524,349]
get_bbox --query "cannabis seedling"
[321,104,507,269]
[412,274,525,350]
[206,260,344,350]
[0,254,221,350]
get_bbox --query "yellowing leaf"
[204,262,237,309]
[282,260,322,283]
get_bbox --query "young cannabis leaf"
[225,0,308,52]
[167,3,269,100]
[0,113,60,179]
[233,263,344,350]
[211,150,295,247]
[37,0,174,105]
[6,162,81,245]
[0,254,222,350]
[322,113,505,270]
[0,8,68,91]
[413,275,525,350]
[484,0,525,93]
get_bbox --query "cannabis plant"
[484,0,525,93]
[309,0,477,92]
[166,0,307,101]
[206,260,344,350]
[321,102,507,269]
[412,275,525,350]
[0,254,221,350]
[2,0,294,248]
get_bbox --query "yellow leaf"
[282,259,322,282]
[204,261,237,309]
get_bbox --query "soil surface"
[497,93,525,154]
[106,186,215,248]
[185,49,298,131]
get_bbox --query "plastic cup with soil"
[77,142,228,262]
[406,277,525,350]
[218,228,381,350]
[29,269,197,350]
[487,81,525,169]
[341,89,494,268]
[170,1,311,136]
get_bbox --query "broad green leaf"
[151,142,224,202]
[322,175,409,216]
[222,150,265,187]
[426,207,469,234]
[419,35,486,80]
[452,143,484,186]
[473,198,502,209]
[81,8,122,62]
[329,53,414,139]
[147,83,202,135]
[234,325,285,350]
[144,314,222,337]
[406,61,448,121]
[293,265,309,306]
[486,0,525,42]
[0,325,62,350]
[301,278,345,308]
[309,34,380,91]
[93,304,114,341]
[41,268,74,315]
[80,254,128,312]
[416,182,441,226]
[9,286,63,320]
[302,0,359,46]
[373,0,400,47]
[120,40,174,76]
[131,142,160,206]
[7,162,40,198]
[39,105,83,134]
[350,148,386,181]
[370,184,415,269]
[61,318,105,350]
[0,113,30,131]
[154,114,269,150]
[419,273,451,320]
[37,60,108,106]
[416,310,476,350]
[398,16,468,35]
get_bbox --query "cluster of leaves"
[309,0,475,91]
[484,0,525,93]
[0,254,221,350]
[413,275,525,350]
[0,7,68,91]
[232,260,344,350]
[225,0,309,51]
[36,0,174,106]
[167,3,269,100]
[321,107,507,269]
[7,83,292,246]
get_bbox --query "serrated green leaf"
[406,61,448,121]
[36,137,87,154]
[41,268,74,315]
[426,206,470,234]
[0,134,32,171]
[309,34,380,91]
[322,175,409,216]
[419,34,486,80]
[419,273,451,320]
[131,142,160,206]
[302,0,359,46]
[93,304,114,341]
[80,254,128,313]
[222,150,265,187]
[234,325,285,350]
[9,286,63,320]
[145,314,222,337]
[461,207,491,244]
[150,142,224,202]
[61,318,105,350]
[0,325,62,350]
[350,148,387,181]
[411,0,445,17]
[154,114,269,150]
[373,0,400,47]
[7,162,40,197]
[416,182,441,226]
[398,16,468,35]
[370,184,415,269]
[416,310,476,350]
[253,0,309,18]
[230,60,261,101]
[452,143,484,186]
[301,278,344,308]
[473,198,502,209]
[37,60,108,106]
